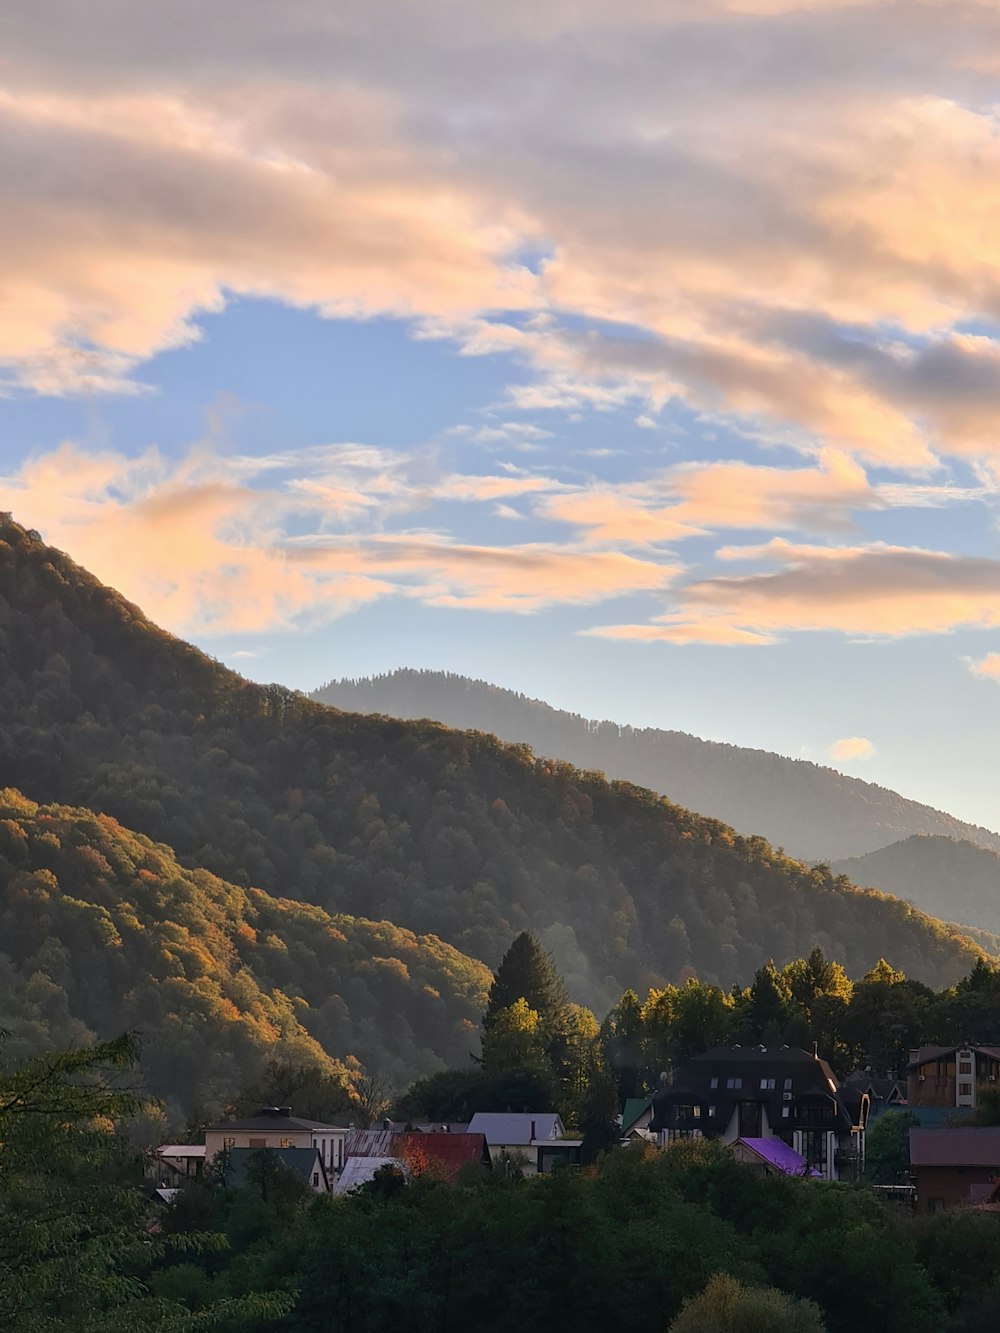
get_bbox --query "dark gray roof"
[206,1108,349,1133]
[650,1045,853,1135]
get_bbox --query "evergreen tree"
[579,1061,621,1164]
[483,933,570,1038]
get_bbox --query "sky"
[3,1,1000,829]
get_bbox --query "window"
[726,1077,742,1090]
[958,1083,973,1097]
[223,1137,235,1149]
[710,1077,719,1089]
[280,1137,294,1148]
[248,1138,266,1148]
[312,1172,320,1187]
[784,1078,793,1090]
[782,1107,790,1118]
[760,1078,776,1090]
[708,1106,716,1117]
[959,1061,972,1075]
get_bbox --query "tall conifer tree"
[483,933,570,1037]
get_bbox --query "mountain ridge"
[311,669,1000,861]
[0,515,986,1022]
[832,835,1000,939]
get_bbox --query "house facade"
[649,1045,868,1181]
[466,1112,579,1176]
[204,1106,349,1181]
[907,1046,1000,1111]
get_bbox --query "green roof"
[621,1097,652,1135]
[223,1146,324,1190]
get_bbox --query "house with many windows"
[907,1046,1000,1111]
[649,1045,868,1180]
[203,1106,350,1182]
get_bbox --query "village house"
[203,1106,350,1181]
[909,1127,1000,1213]
[466,1112,581,1176]
[224,1145,331,1194]
[341,1126,490,1183]
[907,1046,1000,1111]
[649,1044,868,1181]
[150,1144,206,1187]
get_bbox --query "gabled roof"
[621,1098,653,1135]
[394,1133,489,1179]
[223,1146,327,1189]
[910,1127,1000,1167]
[344,1128,397,1158]
[157,1144,206,1158]
[467,1112,564,1145]
[650,1045,852,1134]
[334,1156,405,1195]
[908,1046,1000,1069]
[733,1137,821,1178]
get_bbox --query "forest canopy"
[0,517,986,1024]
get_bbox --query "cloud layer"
[4,0,1000,473]
[6,2,1000,660]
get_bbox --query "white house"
[467,1112,579,1177]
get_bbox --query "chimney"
[812,1042,819,1060]
[278,1106,292,1117]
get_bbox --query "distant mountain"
[0,516,985,1031]
[312,670,1000,861]
[0,787,489,1118]
[832,836,1000,939]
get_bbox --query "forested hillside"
[832,836,1000,938]
[313,670,1000,860]
[0,787,488,1116]
[0,516,985,1019]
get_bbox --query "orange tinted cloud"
[588,541,1000,645]
[0,441,674,631]
[829,736,875,761]
[4,3,1000,476]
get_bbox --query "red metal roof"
[391,1132,488,1180]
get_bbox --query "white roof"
[157,1144,207,1157]
[334,1155,407,1195]
[467,1113,564,1146]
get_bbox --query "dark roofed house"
[909,1127,1000,1213]
[205,1106,350,1181]
[224,1146,331,1193]
[649,1045,867,1181]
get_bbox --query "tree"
[579,1061,621,1164]
[864,1110,919,1184]
[600,989,646,1100]
[668,1273,826,1333]
[483,933,570,1039]
[351,1068,393,1128]
[0,1033,291,1331]
[232,1059,352,1122]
